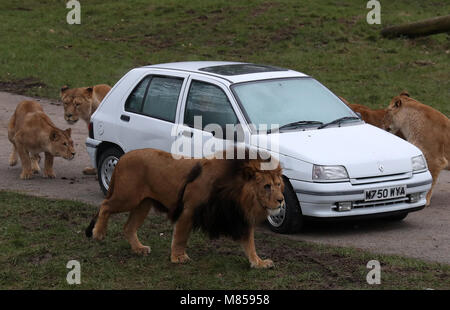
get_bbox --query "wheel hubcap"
[101,156,118,191]
[268,203,286,228]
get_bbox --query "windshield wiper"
[272,120,324,133]
[317,116,361,129]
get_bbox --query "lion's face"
[255,172,285,216]
[60,86,93,124]
[48,128,76,160]
[383,95,405,134]
[242,159,285,216]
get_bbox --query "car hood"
[250,124,422,178]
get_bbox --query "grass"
[0,0,449,114]
[0,191,448,290]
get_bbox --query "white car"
[86,61,432,233]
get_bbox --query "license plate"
[364,185,406,202]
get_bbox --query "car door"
[118,71,189,153]
[172,75,246,159]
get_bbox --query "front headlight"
[313,165,349,181]
[412,155,427,172]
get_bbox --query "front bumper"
[291,171,432,218]
[85,137,101,169]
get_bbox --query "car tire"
[387,212,408,221]
[97,146,124,196]
[267,178,303,234]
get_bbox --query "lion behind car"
[60,84,111,126]
[384,92,449,206]
[60,84,111,175]
[8,100,76,179]
[86,148,285,269]
[340,96,405,139]
[340,96,389,128]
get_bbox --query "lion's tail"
[170,163,202,222]
[85,212,98,238]
[86,165,117,238]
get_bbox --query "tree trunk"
[381,15,450,38]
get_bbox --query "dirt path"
[0,91,449,264]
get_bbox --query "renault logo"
[378,164,384,173]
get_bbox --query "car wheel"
[267,178,303,234]
[97,146,124,196]
[387,212,408,221]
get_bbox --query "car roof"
[142,61,308,84]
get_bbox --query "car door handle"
[182,130,193,138]
[120,114,130,122]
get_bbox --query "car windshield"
[232,78,358,132]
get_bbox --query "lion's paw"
[43,171,56,179]
[251,259,274,269]
[20,171,33,180]
[9,158,17,166]
[133,246,151,256]
[171,253,190,264]
[83,167,97,175]
[92,228,106,241]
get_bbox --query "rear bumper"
[85,137,101,169]
[290,171,432,218]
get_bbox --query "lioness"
[60,84,111,126]
[60,84,111,175]
[340,96,405,139]
[340,96,389,128]
[8,100,76,179]
[384,91,449,206]
[86,148,285,269]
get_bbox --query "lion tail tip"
[85,216,97,238]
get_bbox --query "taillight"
[88,122,94,139]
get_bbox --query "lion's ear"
[242,166,256,180]
[85,87,93,97]
[64,128,72,137]
[394,98,402,108]
[400,90,410,97]
[49,130,60,141]
[61,85,69,93]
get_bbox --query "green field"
[0,191,448,289]
[0,0,449,114]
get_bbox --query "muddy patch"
[0,78,48,95]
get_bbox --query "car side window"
[184,80,239,131]
[125,76,151,113]
[141,77,183,123]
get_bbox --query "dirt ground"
[0,91,448,264]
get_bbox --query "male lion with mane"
[383,91,449,206]
[8,100,76,179]
[86,148,285,269]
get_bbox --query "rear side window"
[125,76,151,113]
[124,75,183,123]
[141,77,183,122]
[184,80,238,130]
